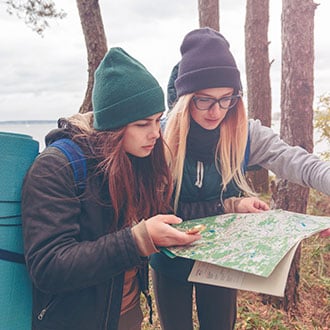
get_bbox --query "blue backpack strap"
[243,122,262,172]
[243,130,251,173]
[49,138,87,194]
[0,139,87,265]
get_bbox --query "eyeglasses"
[192,94,241,111]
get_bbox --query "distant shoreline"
[0,120,57,125]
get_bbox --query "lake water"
[0,121,58,151]
[0,121,328,156]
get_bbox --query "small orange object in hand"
[186,224,206,234]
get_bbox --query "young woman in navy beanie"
[21,47,201,330]
[150,27,330,330]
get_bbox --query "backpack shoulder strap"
[243,130,250,173]
[49,138,87,194]
[243,123,261,172]
[0,138,87,265]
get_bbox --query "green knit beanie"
[92,47,165,130]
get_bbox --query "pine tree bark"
[76,0,107,113]
[245,0,271,193]
[269,0,317,312]
[198,0,219,31]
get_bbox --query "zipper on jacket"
[37,308,47,320]
[37,298,57,321]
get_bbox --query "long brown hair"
[66,112,173,228]
[93,129,173,227]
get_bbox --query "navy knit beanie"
[175,27,242,97]
[92,47,165,130]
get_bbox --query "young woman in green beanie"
[150,27,330,330]
[21,47,201,330]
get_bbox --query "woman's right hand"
[145,214,201,248]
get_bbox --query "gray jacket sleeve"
[248,119,330,196]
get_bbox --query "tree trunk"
[198,0,219,31]
[244,0,271,193]
[269,0,317,312]
[76,0,107,113]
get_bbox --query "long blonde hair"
[164,94,254,212]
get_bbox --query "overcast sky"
[1,0,329,121]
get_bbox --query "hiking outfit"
[151,27,330,330]
[22,47,166,330]
[151,116,330,330]
[150,118,241,330]
[22,130,154,330]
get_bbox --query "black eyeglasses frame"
[192,93,242,111]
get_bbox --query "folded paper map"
[162,209,330,296]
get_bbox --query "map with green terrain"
[164,210,330,277]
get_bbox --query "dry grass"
[141,190,330,329]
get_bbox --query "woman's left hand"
[234,197,270,213]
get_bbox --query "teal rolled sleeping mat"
[0,131,39,329]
